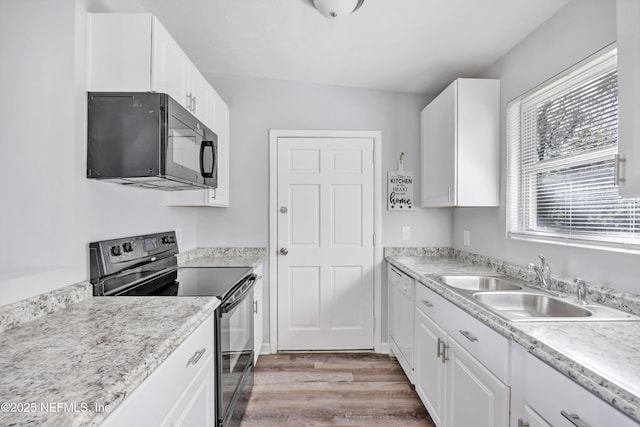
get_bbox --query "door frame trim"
[268,129,383,353]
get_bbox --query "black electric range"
[89,231,255,427]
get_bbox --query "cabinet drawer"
[101,315,215,426]
[525,353,639,427]
[389,265,414,299]
[415,280,449,325]
[416,282,510,384]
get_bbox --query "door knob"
[279,248,288,256]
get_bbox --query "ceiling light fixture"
[310,0,365,19]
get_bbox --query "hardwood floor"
[240,353,435,426]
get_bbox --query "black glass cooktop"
[119,266,252,299]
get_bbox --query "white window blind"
[507,47,640,252]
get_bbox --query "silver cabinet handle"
[614,154,626,185]
[421,300,433,308]
[436,338,449,363]
[186,348,206,367]
[253,300,258,314]
[517,419,530,427]
[279,248,288,256]
[186,93,192,110]
[561,411,591,427]
[459,330,478,342]
[193,95,197,113]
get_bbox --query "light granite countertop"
[0,295,218,427]
[0,246,264,426]
[177,247,265,269]
[386,252,640,423]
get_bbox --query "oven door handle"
[221,275,256,314]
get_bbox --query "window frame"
[506,44,640,254]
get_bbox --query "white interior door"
[276,137,375,350]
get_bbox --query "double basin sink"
[430,274,638,322]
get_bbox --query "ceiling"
[92,0,570,95]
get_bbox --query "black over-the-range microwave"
[87,92,218,190]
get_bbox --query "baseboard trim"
[378,342,390,355]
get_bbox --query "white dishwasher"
[388,264,415,382]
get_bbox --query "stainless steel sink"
[472,291,639,322]
[473,292,591,320]
[428,273,640,322]
[438,275,523,291]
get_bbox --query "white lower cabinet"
[413,282,509,427]
[160,351,214,427]
[101,315,215,426]
[445,338,509,427]
[414,309,446,426]
[517,350,639,427]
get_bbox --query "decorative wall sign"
[388,152,414,210]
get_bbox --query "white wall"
[0,0,198,306]
[195,74,452,247]
[195,74,453,343]
[453,0,640,293]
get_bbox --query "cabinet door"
[188,67,214,129]
[616,0,640,196]
[87,13,153,92]
[414,308,447,427]
[160,352,215,427]
[445,338,509,427]
[421,81,456,207]
[209,90,230,206]
[152,17,190,109]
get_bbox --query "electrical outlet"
[402,226,411,241]
[463,230,471,246]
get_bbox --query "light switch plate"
[402,226,411,241]
[463,230,471,246]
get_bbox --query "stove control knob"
[122,242,133,253]
[110,245,122,257]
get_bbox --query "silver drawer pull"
[187,348,206,367]
[421,300,433,308]
[437,338,444,358]
[561,411,591,427]
[517,419,529,427]
[459,330,478,342]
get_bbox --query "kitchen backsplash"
[177,247,267,264]
[0,282,92,333]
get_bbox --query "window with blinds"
[507,47,640,252]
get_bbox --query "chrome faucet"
[575,278,588,305]
[528,254,551,290]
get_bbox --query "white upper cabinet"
[87,13,213,130]
[87,13,230,207]
[420,78,500,207]
[151,18,190,109]
[616,0,640,196]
